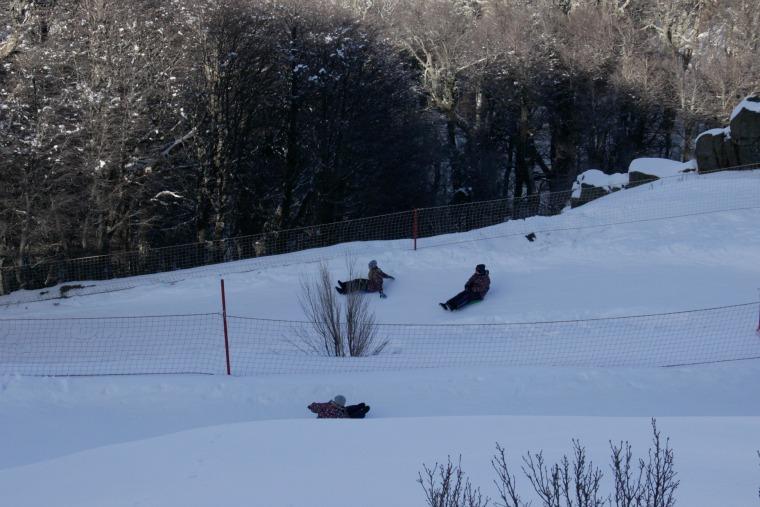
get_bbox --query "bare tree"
[699,0,760,118]
[390,0,491,195]
[298,260,387,357]
[419,455,490,507]
[643,0,712,159]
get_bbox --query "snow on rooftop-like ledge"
[729,96,760,122]
[628,158,696,178]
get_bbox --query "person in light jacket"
[336,260,395,298]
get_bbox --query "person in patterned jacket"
[308,395,348,418]
[439,264,490,311]
[308,395,371,419]
[336,260,395,298]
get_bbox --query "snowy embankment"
[1,170,760,506]
[3,170,760,322]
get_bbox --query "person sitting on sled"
[307,395,371,419]
[336,260,395,298]
[440,264,490,311]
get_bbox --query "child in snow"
[336,260,395,298]
[439,264,490,311]
[308,395,370,419]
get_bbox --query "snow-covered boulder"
[627,158,696,187]
[729,96,760,167]
[695,127,738,172]
[570,169,628,208]
[696,95,760,172]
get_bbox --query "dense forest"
[1,0,758,273]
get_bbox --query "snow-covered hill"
[1,170,760,506]
[3,170,760,322]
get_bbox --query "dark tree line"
[1,0,758,285]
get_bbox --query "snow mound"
[628,157,696,178]
[0,412,757,506]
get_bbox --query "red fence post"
[221,279,231,375]
[413,208,418,251]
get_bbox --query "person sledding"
[439,264,490,311]
[336,260,395,298]
[307,395,371,419]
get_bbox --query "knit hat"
[368,260,378,269]
[333,395,346,407]
[476,264,486,274]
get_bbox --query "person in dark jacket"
[439,264,491,311]
[307,395,370,419]
[336,260,395,298]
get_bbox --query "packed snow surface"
[2,170,760,506]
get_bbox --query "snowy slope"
[2,170,760,506]
[3,170,760,322]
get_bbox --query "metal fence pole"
[221,279,231,375]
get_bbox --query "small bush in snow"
[492,440,603,507]
[297,261,387,357]
[420,419,679,507]
[609,419,678,507]
[418,455,489,507]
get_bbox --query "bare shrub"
[343,259,386,356]
[297,260,387,357]
[423,419,679,507]
[491,443,525,507]
[609,439,644,506]
[638,419,678,507]
[609,419,678,507]
[520,440,604,507]
[418,455,490,507]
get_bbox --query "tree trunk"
[514,96,532,198]
[16,187,32,289]
[279,26,301,230]
[446,112,460,192]
[503,137,513,198]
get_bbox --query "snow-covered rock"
[696,95,760,172]
[627,158,696,187]
[571,159,698,208]
[729,95,760,122]
[570,169,628,207]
